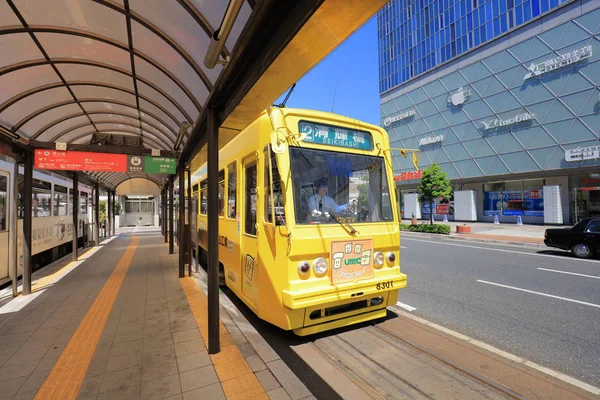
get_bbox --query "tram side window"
[0,176,7,231]
[80,192,88,215]
[227,162,236,219]
[54,185,68,216]
[69,188,74,215]
[245,163,257,235]
[218,170,225,217]
[200,180,208,214]
[263,146,284,225]
[33,179,52,218]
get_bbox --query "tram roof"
[0,0,386,191]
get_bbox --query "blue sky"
[274,16,380,126]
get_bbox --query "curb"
[191,265,315,400]
[400,230,546,249]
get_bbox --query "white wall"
[545,176,569,224]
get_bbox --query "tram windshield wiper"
[327,209,357,235]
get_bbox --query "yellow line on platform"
[180,276,267,400]
[34,237,139,400]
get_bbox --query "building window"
[483,180,544,218]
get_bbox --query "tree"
[417,164,452,225]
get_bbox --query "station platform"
[1,227,598,400]
[0,227,313,400]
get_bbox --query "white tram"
[0,157,94,286]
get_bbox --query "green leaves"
[417,164,452,203]
[399,223,450,234]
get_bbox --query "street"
[398,234,600,388]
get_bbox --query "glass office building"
[379,0,600,224]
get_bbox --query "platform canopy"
[0,0,387,190]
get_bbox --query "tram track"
[306,322,521,400]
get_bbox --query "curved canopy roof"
[0,0,387,192]
[0,0,253,188]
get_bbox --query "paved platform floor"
[0,228,311,400]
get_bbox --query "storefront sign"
[524,45,592,80]
[383,110,416,127]
[565,145,600,162]
[447,87,470,106]
[300,121,373,150]
[34,150,176,173]
[394,170,422,181]
[419,134,444,146]
[481,113,535,130]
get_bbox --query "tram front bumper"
[281,274,407,310]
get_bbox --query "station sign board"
[34,150,176,174]
[299,121,373,150]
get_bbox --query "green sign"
[299,121,373,151]
[144,156,176,174]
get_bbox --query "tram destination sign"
[299,121,373,150]
[34,150,176,174]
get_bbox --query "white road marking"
[394,301,416,311]
[394,309,600,396]
[402,237,600,264]
[400,246,407,249]
[538,267,600,280]
[477,280,600,309]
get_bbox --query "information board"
[34,150,176,174]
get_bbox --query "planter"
[456,224,471,233]
[411,218,418,225]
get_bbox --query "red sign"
[529,190,539,199]
[394,170,422,182]
[35,150,127,172]
[436,204,450,214]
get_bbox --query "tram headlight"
[298,261,310,275]
[374,252,385,268]
[386,252,396,265]
[313,257,328,275]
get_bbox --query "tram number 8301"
[376,281,393,290]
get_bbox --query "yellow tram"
[192,107,409,335]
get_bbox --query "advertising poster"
[330,239,374,284]
[483,190,544,217]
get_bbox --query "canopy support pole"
[207,106,220,354]
[22,151,33,296]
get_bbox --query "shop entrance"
[571,187,600,224]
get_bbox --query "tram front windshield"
[289,147,393,225]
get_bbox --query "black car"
[544,218,600,258]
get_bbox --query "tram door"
[241,155,259,310]
[0,173,9,281]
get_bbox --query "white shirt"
[307,194,346,214]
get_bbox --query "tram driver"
[307,178,348,219]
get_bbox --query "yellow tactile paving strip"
[180,277,269,400]
[34,237,139,400]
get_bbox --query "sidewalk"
[401,219,553,246]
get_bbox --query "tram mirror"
[271,130,287,154]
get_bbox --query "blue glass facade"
[378,0,569,93]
